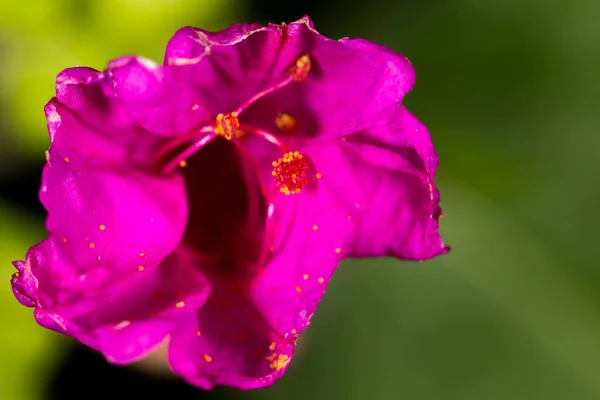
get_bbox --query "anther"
[271,151,309,195]
[214,112,240,140]
[289,55,311,81]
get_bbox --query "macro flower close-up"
[10,16,447,390]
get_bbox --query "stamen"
[239,124,288,151]
[276,113,298,134]
[214,112,240,140]
[271,151,309,195]
[289,54,311,81]
[233,55,312,115]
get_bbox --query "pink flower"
[11,17,448,389]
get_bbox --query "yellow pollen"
[176,301,185,308]
[318,277,325,284]
[203,354,213,363]
[139,252,145,257]
[99,224,105,231]
[196,330,202,337]
[14,272,19,277]
[266,353,277,361]
[290,54,311,81]
[303,273,309,280]
[312,225,319,231]
[179,160,187,168]
[269,354,290,371]
[213,112,239,140]
[275,113,298,134]
[291,329,297,334]
[315,173,322,179]
[89,242,95,249]
[335,247,342,254]
[296,286,302,292]
[64,157,70,163]
[269,342,277,351]
[272,151,309,195]
[138,265,145,272]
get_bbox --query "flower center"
[158,54,314,195]
[271,151,309,195]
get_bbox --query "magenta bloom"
[11,17,447,389]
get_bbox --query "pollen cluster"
[271,151,309,195]
[289,54,311,81]
[214,112,240,140]
[267,353,289,371]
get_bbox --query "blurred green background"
[1,0,598,399]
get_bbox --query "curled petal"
[305,111,447,260]
[12,239,209,364]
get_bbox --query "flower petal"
[305,108,448,260]
[41,147,187,280]
[12,239,209,364]
[243,16,416,140]
[109,56,214,136]
[168,299,293,390]
[162,22,281,119]
[252,183,354,338]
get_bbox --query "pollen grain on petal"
[272,151,309,195]
[303,273,309,280]
[213,112,240,140]
[275,113,298,134]
[269,354,290,371]
[203,354,213,363]
[137,265,145,272]
[312,224,319,231]
[318,277,325,284]
[335,247,342,254]
[89,242,96,249]
[176,301,186,308]
[269,342,277,351]
[289,54,311,81]
[99,224,106,231]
